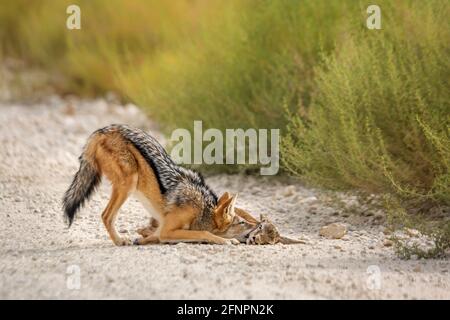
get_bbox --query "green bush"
[282,0,450,205]
[119,0,356,132]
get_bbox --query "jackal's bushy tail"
[63,157,101,226]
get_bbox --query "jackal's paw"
[115,238,132,246]
[224,238,240,245]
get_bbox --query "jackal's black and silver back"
[99,125,218,222]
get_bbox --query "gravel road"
[0,97,448,299]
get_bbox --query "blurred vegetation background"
[0,1,448,214]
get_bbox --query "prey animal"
[63,124,258,246]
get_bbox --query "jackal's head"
[212,192,257,241]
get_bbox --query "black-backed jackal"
[63,124,258,246]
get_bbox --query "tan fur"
[246,214,307,245]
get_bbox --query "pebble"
[319,223,347,239]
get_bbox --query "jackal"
[63,124,257,246]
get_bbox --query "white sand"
[0,97,448,299]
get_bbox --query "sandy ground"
[0,97,449,300]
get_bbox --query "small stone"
[319,223,347,239]
[413,265,422,273]
[383,239,393,247]
[298,196,318,204]
[118,229,128,234]
[282,186,296,197]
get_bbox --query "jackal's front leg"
[159,209,239,245]
[160,229,239,245]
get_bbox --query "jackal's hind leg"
[101,175,137,246]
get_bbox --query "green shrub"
[282,0,450,205]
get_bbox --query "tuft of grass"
[385,196,450,259]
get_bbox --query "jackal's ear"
[215,194,237,218]
[217,192,231,206]
[214,196,232,215]
[214,196,234,229]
